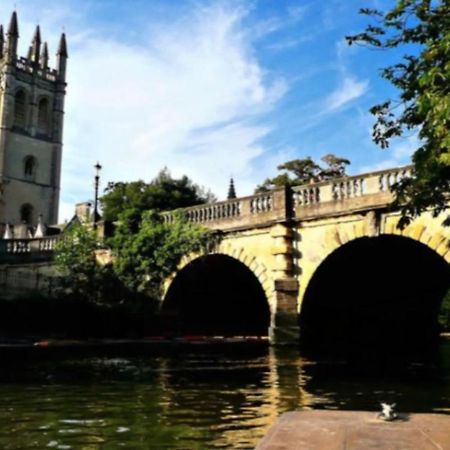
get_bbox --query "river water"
[1,340,449,449]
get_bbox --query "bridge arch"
[162,249,273,337]
[164,243,274,306]
[299,232,450,349]
[298,214,450,309]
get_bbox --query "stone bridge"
[162,166,450,345]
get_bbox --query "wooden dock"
[256,410,450,449]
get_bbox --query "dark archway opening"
[161,255,270,337]
[299,235,449,352]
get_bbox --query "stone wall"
[0,261,57,299]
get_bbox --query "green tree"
[110,210,218,299]
[256,154,350,192]
[101,168,215,222]
[347,0,450,227]
[54,224,122,304]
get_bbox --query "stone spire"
[30,25,41,64]
[40,42,49,70]
[56,32,68,80]
[7,11,18,37]
[227,178,237,200]
[5,11,19,63]
[0,25,4,59]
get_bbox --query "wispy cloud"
[325,76,369,111]
[266,35,314,51]
[2,2,288,221]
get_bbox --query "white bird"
[378,403,398,421]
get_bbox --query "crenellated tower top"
[0,11,68,83]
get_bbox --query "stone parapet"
[162,165,413,231]
[292,165,412,220]
[162,186,289,231]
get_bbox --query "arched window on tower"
[20,203,34,224]
[37,98,50,136]
[14,90,27,129]
[24,155,37,179]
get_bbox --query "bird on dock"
[378,403,397,421]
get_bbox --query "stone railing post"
[364,173,382,195]
[240,197,252,216]
[319,183,333,202]
[272,186,289,219]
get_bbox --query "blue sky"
[0,0,416,221]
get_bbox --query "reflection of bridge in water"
[162,165,450,345]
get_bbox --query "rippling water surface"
[1,341,449,449]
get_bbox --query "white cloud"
[2,2,288,222]
[325,76,369,111]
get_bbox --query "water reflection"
[0,341,449,449]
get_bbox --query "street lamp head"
[94,161,102,174]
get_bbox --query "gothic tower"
[0,11,67,226]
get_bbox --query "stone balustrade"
[0,236,60,262]
[292,165,412,220]
[162,187,288,231]
[163,165,413,229]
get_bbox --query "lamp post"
[93,162,102,229]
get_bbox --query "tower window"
[37,98,50,136]
[14,90,27,128]
[24,155,37,178]
[20,203,34,224]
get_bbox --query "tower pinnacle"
[7,11,19,37]
[5,11,19,63]
[56,32,68,81]
[0,25,4,59]
[40,42,49,70]
[31,25,41,64]
[57,32,68,58]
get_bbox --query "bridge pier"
[270,278,300,345]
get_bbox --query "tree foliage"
[54,224,123,305]
[347,0,450,226]
[101,168,216,223]
[110,210,218,299]
[56,166,219,309]
[55,213,216,308]
[256,154,350,192]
